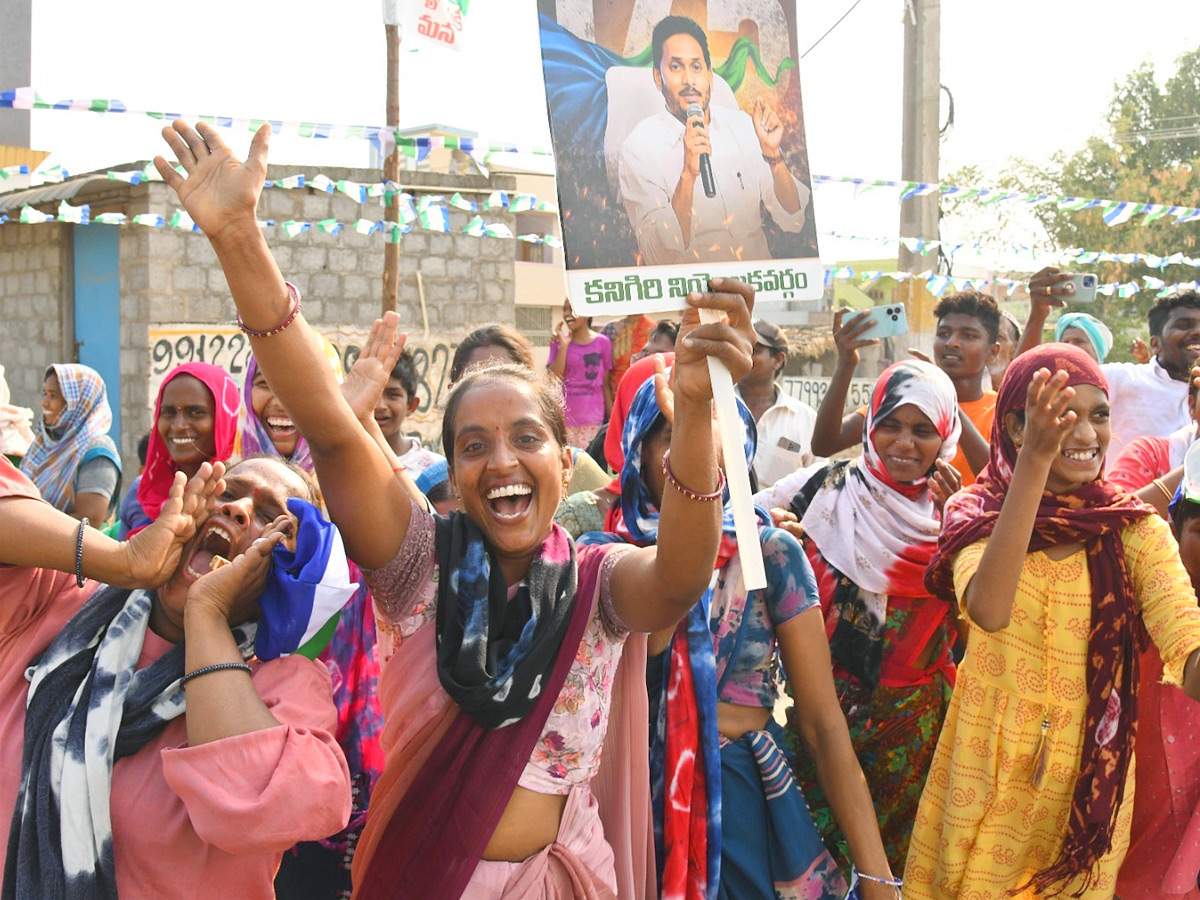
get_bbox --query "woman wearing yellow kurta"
[906,343,1200,900]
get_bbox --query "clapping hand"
[929,459,963,514]
[123,463,226,588]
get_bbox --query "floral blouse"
[710,526,820,707]
[365,503,633,795]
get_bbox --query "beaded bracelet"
[75,517,88,588]
[661,449,726,502]
[181,661,254,686]
[852,866,903,895]
[237,282,302,338]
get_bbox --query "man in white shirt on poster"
[736,318,818,488]
[618,15,810,265]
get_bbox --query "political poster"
[537,0,820,318]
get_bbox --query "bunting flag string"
[6,197,1191,299]
[823,265,1198,301]
[814,174,1200,228]
[0,198,564,249]
[0,88,553,160]
[823,231,1200,272]
[5,93,1199,227]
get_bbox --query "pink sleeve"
[362,500,437,624]
[160,656,351,855]
[547,341,560,367]
[1108,437,1168,492]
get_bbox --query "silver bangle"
[180,662,253,686]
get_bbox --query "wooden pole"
[898,0,940,338]
[382,23,402,314]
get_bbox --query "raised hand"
[752,97,784,158]
[341,312,407,422]
[1019,368,1076,463]
[673,278,756,406]
[930,458,963,514]
[833,308,880,370]
[123,463,226,588]
[186,515,290,627]
[154,120,270,241]
[1028,266,1074,313]
[1131,337,1152,364]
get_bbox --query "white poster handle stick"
[699,307,766,591]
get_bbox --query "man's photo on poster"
[538,1,818,272]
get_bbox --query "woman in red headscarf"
[122,363,239,535]
[906,343,1200,899]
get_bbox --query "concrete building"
[0,161,524,463]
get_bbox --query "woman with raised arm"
[906,344,1200,899]
[0,455,352,899]
[155,118,754,900]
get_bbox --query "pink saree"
[351,544,655,900]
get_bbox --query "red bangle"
[237,282,302,337]
[661,449,725,502]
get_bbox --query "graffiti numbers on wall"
[781,376,874,413]
[148,325,460,448]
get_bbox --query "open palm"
[124,463,226,587]
[341,312,408,421]
[154,120,270,240]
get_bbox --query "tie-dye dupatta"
[591,374,758,900]
[796,360,960,690]
[355,522,595,900]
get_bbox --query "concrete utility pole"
[0,0,32,148]
[898,0,940,336]
[382,23,402,315]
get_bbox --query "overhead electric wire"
[801,0,869,59]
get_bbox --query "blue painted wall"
[74,226,121,449]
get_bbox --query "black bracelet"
[75,518,88,588]
[180,662,254,686]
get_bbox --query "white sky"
[21,0,1200,269]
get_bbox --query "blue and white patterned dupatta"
[2,586,255,900]
[582,374,759,900]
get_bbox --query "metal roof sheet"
[0,175,112,213]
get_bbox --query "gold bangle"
[1151,478,1174,504]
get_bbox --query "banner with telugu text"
[536,0,821,313]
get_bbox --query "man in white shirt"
[1102,292,1200,462]
[618,15,810,265]
[736,319,818,488]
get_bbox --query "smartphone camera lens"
[1083,275,1096,287]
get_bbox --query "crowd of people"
[3,118,1200,900]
